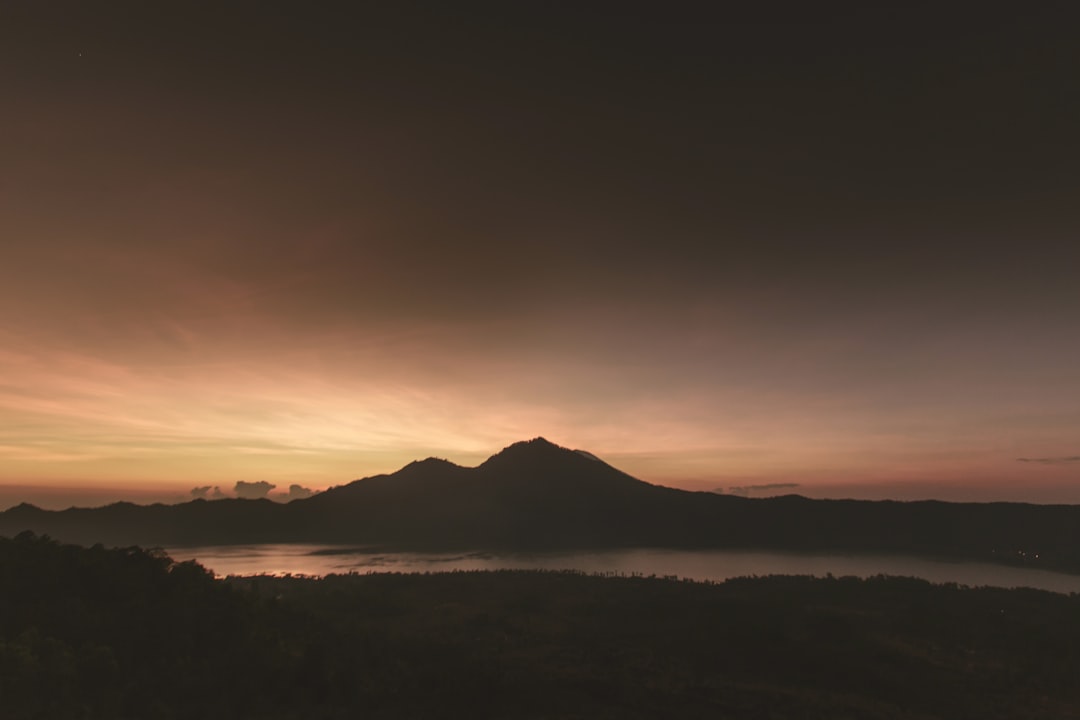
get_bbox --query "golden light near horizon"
[4,305,1080,509]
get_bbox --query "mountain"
[4,437,1080,572]
[282,438,699,548]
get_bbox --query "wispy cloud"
[1017,456,1080,465]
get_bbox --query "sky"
[2,3,1079,508]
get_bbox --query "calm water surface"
[166,544,1080,594]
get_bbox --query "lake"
[166,544,1080,594]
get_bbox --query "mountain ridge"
[3,438,1080,573]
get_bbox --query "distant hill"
[3,437,1080,572]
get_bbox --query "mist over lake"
[167,545,1080,595]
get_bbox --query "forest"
[3,532,1079,719]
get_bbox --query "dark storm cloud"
[1017,457,1080,465]
[234,481,275,499]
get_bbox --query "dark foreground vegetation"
[3,533,1080,719]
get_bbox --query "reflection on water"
[165,544,1080,594]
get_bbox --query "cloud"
[723,482,801,497]
[190,485,226,499]
[285,484,315,500]
[234,480,276,499]
[1017,456,1080,465]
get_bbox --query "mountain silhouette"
[3,437,1080,572]
[290,438,684,548]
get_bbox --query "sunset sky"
[2,4,1078,508]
